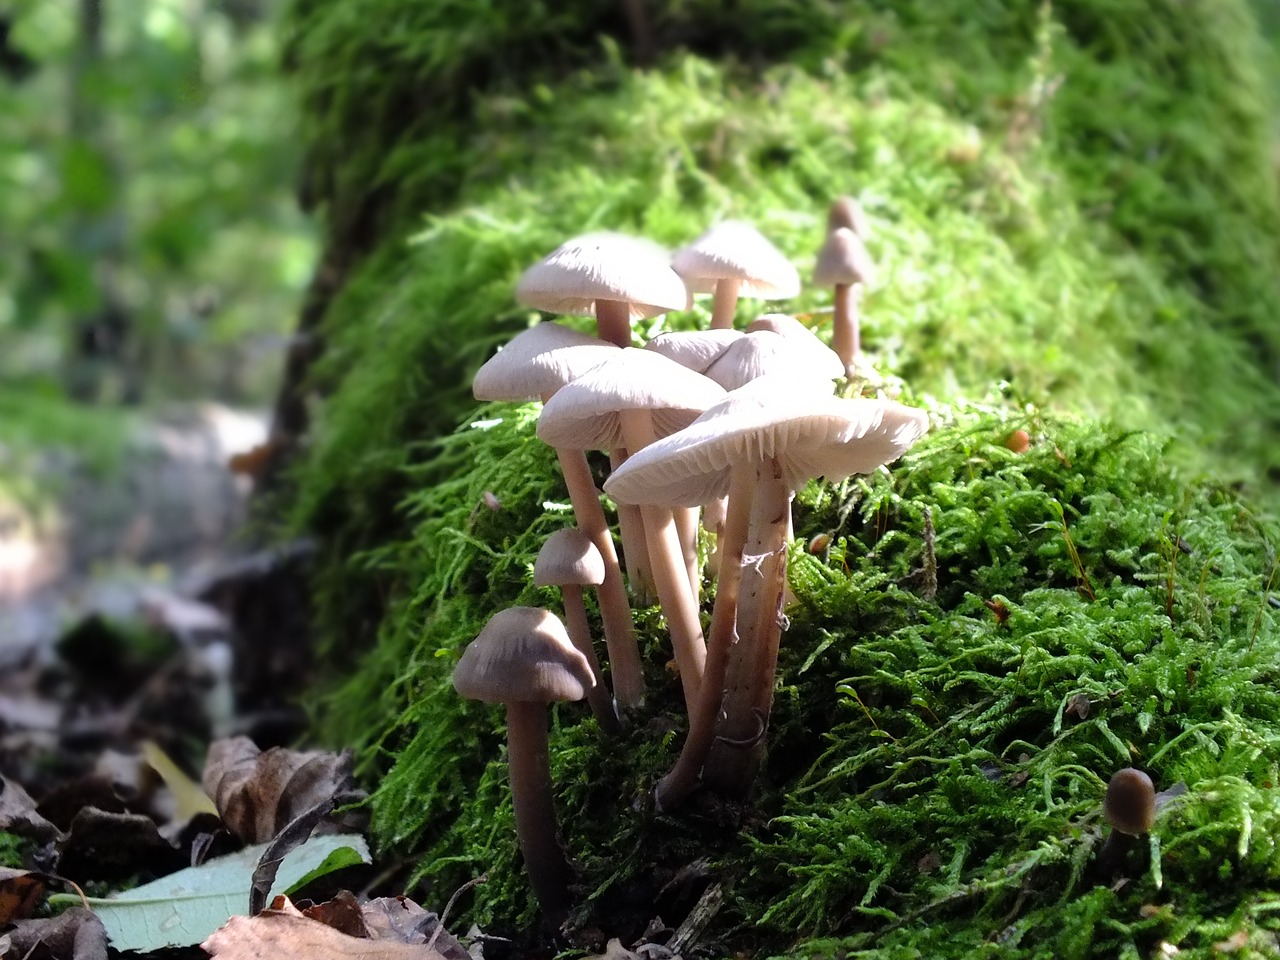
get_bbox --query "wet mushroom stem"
[451,607,595,927]
[471,322,645,709]
[535,528,623,734]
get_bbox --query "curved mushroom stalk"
[610,448,656,604]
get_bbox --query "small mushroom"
[1105,768,1156,836]
[452,607,594,926]
[535,529,622,734]
[813,226,876,377]
[827,195,871,239]
[673,221,800,330]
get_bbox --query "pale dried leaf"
[202,736,363,843]
[0,774,61,842]
[203,907,451,960]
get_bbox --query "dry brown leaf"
[0,866,45,924]
[203,904,451,960]
[302,889,370,939]
[202,736,363,843]
[4,906,107,960]
[360,896,471,959]
[0,775,61,842]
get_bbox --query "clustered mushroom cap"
[813,227,876,288]
[604,375,929,507]
[644,329,743,373]
[452,607,594,704]
[535,528,607,587]
[1104,767,1156,836]
[536,348,728,451]
[747,314,845,372]
[672,221,801,299]
[516,232,689,320]
[472,322,619,402]
[702,329,843,390]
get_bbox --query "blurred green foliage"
[0,0,313,414]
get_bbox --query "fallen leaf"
[249,793,367,915]
[3,907,107,960]
[202,737,365,844]
[0,866,45,924]
[143,740,219,821]
[48,833,369,952]
[586,938,643,960]
[302,889,370,938]
[58,806,185,882]
[0,775,62,842]
[361,896,471,959]
[203,902,450,960]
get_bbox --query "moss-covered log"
[276,0,1280,955]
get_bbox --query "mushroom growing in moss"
[813,226,876,377]
[452,606,594,926]
[673,221,800,330]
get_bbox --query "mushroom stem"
[831,282,861,376]
[560,585,623,735]
[675,505,701,604]
[654,463,757,811]
[709,278,742,330]
[595,299,633,348]
[610,447,656,604]
[702,464,790,797]
[505,700,572,926]
[556,447,645,708]
[618,409,706,708]
[702,494,728,577]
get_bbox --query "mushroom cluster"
[453,201,928,923]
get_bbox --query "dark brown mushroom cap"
[603,375,929,506]
[672,221,800,298]
[515,233,689,320]
[813,227,877,288]
[453,607,594,703]
[472,322,619,401]
[1104,768,1156,835]
[534,528,606,587]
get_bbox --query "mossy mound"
[280,0,1280,955]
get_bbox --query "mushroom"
[538,349,727,709]
[535,528,622,734]
[673,221,800,330]
[827,194,871,239]
[813,226,876,377]
[472,322,646,709]
[605,375,929,807]
[452,607,595,926]
[515,232,689,348]
[516,232,690,601]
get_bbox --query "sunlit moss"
[283,0,1280,955]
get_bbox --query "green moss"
[281,0,1280,954]
[0,831,28,868]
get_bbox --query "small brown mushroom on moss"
[452,607,594,927]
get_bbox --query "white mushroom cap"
[534,528,606,587]
[536,348,727,451]
[515,233,690,320]
[813,227,877,288]
[603,375,929,506]
[747,314,845,373]
[644,329,743,373]
[452,607,594,703]
[473,322,620,401]
[672,221,801,299]
[702,329,843,391]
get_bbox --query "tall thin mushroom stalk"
[538,349,726,711]
[813,227,876,379]
[472,322,646,709]
[606,376,929,808]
